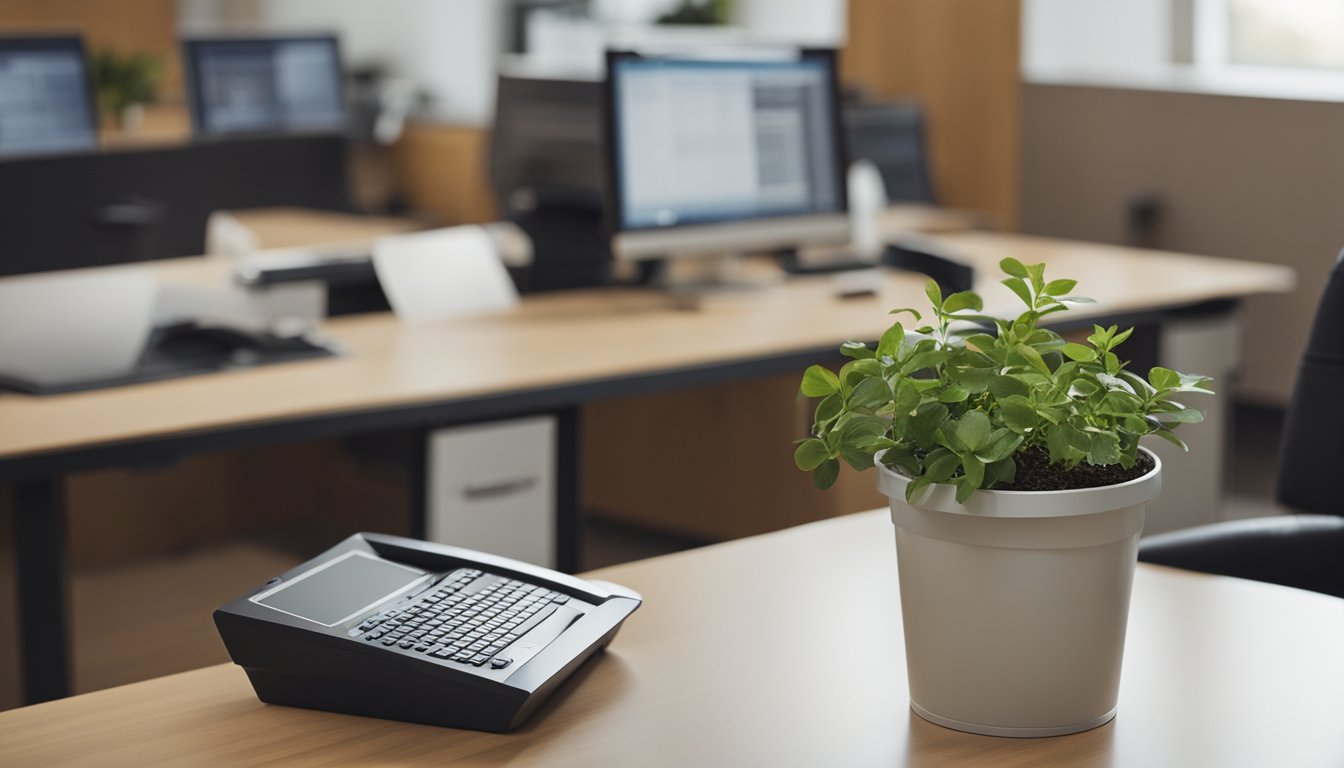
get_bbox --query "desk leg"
[12,478,71,704]
[556,407,581,574]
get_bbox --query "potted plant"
[90,49,164,132]
[795,258,1212,737]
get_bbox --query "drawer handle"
[462,476,538,500]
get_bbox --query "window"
[1225,0,1344,69]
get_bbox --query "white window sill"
[1023,64,1344,103]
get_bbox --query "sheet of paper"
[0,269,157,384]
[372,226,519,322]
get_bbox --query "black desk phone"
[215,533,641,732]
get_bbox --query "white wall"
[1022,0,1173,83]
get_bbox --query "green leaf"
[899,349,947,376]
[905,475,931,502]
[794,439,831,471]
[1097,372,1136,395]
[954,365,993,393]
[1152,405,1205,424]
[1026,262,1047,291]
[953,411,992,452]
[999,395,1038,434]
[876,323,905,359]
[924,279,943,311]
[1149,366,1180,391]
[988,374,1031,400]
[1175,372,1216,395]
[1058,295,1097,305]
[891,378,921,416]
[986,457,1017,486]
[839,341,874,360]
[938,385,970,403]
[1111,327,1134,348]
[905,402,949,449]
[814,393,842,427]
[1062,342,1098,363]
[848,377,892,410]
[1044,278,1077,296]
[1086,431,1122,465]
[976,429,1023,463]
[881,444,920,476]
[800,365,840,397]
[924,448,961,483]
[813,458,840,489]
[888,307,922,322]
[960,454,985,491]
[1012,343,1052,376]
[1151,429,1189,451]
[1001,277,1033,308]
[943,290,984,313]
[999,257,1029,278]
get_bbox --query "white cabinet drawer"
[425,415,555,567]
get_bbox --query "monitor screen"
[0,37,97,158]
[186,36,346,137]
[254,551,427,626]
[607,51,844,233]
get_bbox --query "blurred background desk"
[1,511,1340,767]
[0,233,1291,705]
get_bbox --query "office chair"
[842,100,936,205]
[1138,250,1344,599]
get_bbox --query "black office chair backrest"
[842,100,935,205]
[1276,249,1344,515]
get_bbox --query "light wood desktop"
[224,207,424,251]
[0,232,1293,462]
[0,511,1339,767]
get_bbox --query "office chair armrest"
[1139,515,1344,599]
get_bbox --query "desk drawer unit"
[426,416,555,567]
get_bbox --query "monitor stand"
[644,253,787,309]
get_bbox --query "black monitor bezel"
[0,35,99,159]
[601,47,850,239]
[182,34,348,140]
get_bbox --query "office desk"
[0,232,1293,704]
[225,207,423,250]
[1,511,1339,767]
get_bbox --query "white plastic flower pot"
[876,448,1162,738]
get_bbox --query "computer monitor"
[490,69,605,215]
[0,36,97,158]
[603,49,848,262]
[184,35,347,137]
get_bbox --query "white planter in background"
[877,448,1162,737]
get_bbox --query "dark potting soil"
[993,446,1155,492]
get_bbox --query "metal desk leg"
[555,407,582,574]
[12,478,71,704]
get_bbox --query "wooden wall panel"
[582,373,887,542]
[390,123,498,226]
[841,0,1022,230]
[0,0,183,98]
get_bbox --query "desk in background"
[0,230,1293,705]
[0,511,1339,767]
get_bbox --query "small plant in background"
[90,49,164,123]
[795,258,1213,502]
[656,0,733,25]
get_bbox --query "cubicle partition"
[0,135,351,277]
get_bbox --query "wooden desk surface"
[226,207,423,251]
[0,510,1339,767]
[0,232,1293,462]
